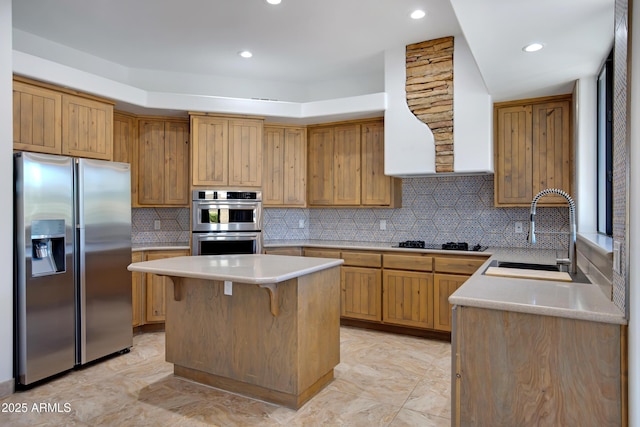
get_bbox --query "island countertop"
[127,254,344,284]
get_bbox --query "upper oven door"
[192,200,262,232]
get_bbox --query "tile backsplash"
[132,207,190,244]
[264,175,570,251]
[132,175,570,252]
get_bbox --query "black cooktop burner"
[396,241,487,252]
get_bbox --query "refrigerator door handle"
[76,224,87,365]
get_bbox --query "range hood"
[384,36,494,177]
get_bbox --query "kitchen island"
[127,254,343,409]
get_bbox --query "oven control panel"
[193,190,262,201]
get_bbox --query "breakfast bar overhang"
[128,254,344,409]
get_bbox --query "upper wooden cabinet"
[494,95,573,207]
[191,114,263,187]
[307,118,401,207]
[137,118,190,206]
[13,77,114,160]
[113,112,138,204]
[13,80,62,154]
[263,125,307,207]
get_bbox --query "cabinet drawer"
[304,248,341,259]
[383,254,433,272]
[341,251,381,268]
[434,257,487,275]
[264,247,303,256]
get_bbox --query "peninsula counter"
[128,254,344,409]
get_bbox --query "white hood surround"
[384,36,493,176]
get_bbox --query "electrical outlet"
[514,222,523,233]
[298,219,305,228]
[154,220,161,230]
[613,241,621,274]
[224,281,233,295]
[380,219,387,230]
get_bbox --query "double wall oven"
[191,190,262,255]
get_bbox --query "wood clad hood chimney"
[384,36,494,176]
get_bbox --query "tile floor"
[0,327,451,426]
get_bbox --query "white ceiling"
[12,0,614,103]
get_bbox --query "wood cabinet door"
[283,127,307,206]
[144,250,188,323]
[113,112,135,164]
[191,116,228,186]
[341,266,382,321]
[495,104,533,205]
[433,274,468,332]
[164,121,190,205]
[361,121,390,206]
[308,127,334,205]
[62,94,113,160]
[131,251,144,327]
[228,119,263,187]
[532,100,572,204]
[382,269,433,329]
[263,126,285,205]
[333,124,361,205]
[137,119,165,205]
[13,80,62,154]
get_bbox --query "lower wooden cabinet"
[433,274,468,332]
[341,266,382,321]
[263,247,303,256]
[131,249,189,327]
[131,252,144,327]
[382,270,433,329]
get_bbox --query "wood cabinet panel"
[13,80,62,154]
[434,257,487,275]
[382,269,433,329]
[62,94,113,160]
[113,112,137,205]
[263,126,306,206]
[433,273,468,332]
[191,116,228,186]
[144,250,189,323]
[307,127,334,205]
[383,254,433,271]
[163,121,190,205]
[453,306,623,426]
[131,251,144,327]
[137,119,165,205]
[303,248,342,259]
[333,124,361,205]
[341,251,381,268]
[362,121,391,206]
[494,95,573,207]
[341,266,382,321]
[263,247,303,256]
[229,119,263,187]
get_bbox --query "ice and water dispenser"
[31,219,66,277]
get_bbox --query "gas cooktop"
[394,241,487,252]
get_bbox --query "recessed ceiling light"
[523,43,544,52]
[410,9,426,19]
[239,50,253,58]
[266,0,281,4]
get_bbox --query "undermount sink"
[483,260,591,283]
[494,261,560,271]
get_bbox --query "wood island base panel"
[164,267,341,409]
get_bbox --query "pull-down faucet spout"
[528,188,577,274]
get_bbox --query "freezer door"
[76,158,132,364]
[14,152,76,385]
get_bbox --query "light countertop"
[128,254,344,284]
[265,240,626,325]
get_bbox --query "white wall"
[574,77,598,232]
[0,0,14,396]
[627,0,639,423]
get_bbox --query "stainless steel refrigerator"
[14,152,133,386]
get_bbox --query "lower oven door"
[192,231,262,256]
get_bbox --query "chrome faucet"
[527,188,577,274]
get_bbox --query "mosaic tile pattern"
[132,208,190,244]
[265,175,570,252]
[611,0,628,314]
[0,327,452,426]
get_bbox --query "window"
[597,49,613,236]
